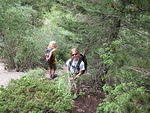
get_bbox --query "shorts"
[48,61,56,70]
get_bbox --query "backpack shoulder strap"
[69,57,83,72]
[76,58,82,71]
[69,58,73,71]
[45,48,53,61]
[46,48,53,53]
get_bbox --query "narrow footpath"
[0,62,23,87]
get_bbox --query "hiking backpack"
[45,48,53,61]
[69,54,87,73]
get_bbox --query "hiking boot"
[49,74,53,79]
[50,74,57,79]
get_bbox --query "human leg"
[50,64,57,79]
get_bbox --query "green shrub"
[99,39,150,90]
[0,69,72,113]
[97,83,150,113]
[1,4,40,70]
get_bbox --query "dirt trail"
[0,61,60,87]
[0,62,23,87]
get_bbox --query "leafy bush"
[99,37,150,89]
[0,3,40,70]
[0,69,72,113]
[97,83,150,113]
[1,2,71,70]
[14,36,42,70]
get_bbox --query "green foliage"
[22,68,45,77]
[0,69,72,113]
[97,83,150,113]
[98,28,150,88]
[14,36,42,70]
[0,3,40,69]
[0,1,71,70]
[0,0,150,112]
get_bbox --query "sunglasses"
[72,53,78,56]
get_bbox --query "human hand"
[69,77,74,81]
[46,57,49,61]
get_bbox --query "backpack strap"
[45,48,53,56]
[76,58,82,72]
[69,58,73,71]
[69,58,82,73]
[45,48,53,61]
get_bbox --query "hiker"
[66,48,86,80]
[45,41,57,79]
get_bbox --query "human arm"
[65,59,72,72]
[46,49,56,60]
[72,70,84,80]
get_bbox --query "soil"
[0,62,23,87]
[71,91,105,113]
